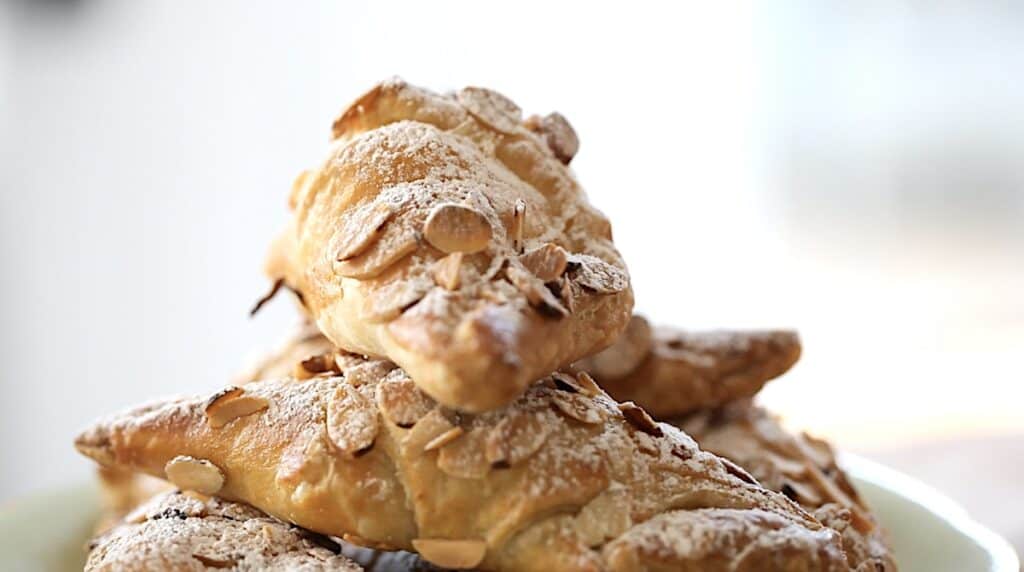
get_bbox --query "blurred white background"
[1,0,1021,544]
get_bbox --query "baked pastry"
[264,78,633,412]
[86,491,362,571]
[675,402,896,571]
[94,467,173,533]
[576,315,801,418]
[76,356,848,571]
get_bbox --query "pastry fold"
[576,315,801,418]
[86,491,361,571]
[674,402,897,571]
[76,356,847,572]
[265,78,633,412]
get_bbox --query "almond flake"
[505,263,569,317]
[343,360,395,387]
[551,391,605,425]
[457,86,522,135]
[360,276,432,323]
[204,388,269,428]
[433,252,463,290]
[510,199,526,252]
[485,410,549,467]
[335,228,418,279]
[618,402,663,437]
[436,428,490,479]
[412,538,487,570]
[402,409,456,455]
[164,456,224,495]
[424,426,464,452]
[376,378,435,428]
[334,200,396,261]
[525,112,579,164]
[423,203,492,254]
[567,254,629,294]
[326,384,378,457]
[518,243,569,282]
[294,353,339,380]
[573,372,602,397]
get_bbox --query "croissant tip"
[74,425,115,466]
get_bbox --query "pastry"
[263,78,634,412]
[675,402,896,571]
[576,315,801,418]
[86,491,362,571]
[94,467,174,533]
[76,356,847,571]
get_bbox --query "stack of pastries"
[75,79,896,571]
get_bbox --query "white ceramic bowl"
[0,455,1018,571]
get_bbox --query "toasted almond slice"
[433,252,463,290]
[361,276,432,323]
[377,378,435,428]
[551,391,605,425]
[551,372,582,393]
[423,203,492,254]
[294,353,338,380]
[457,86,522,135]
[485,410,549,467]
[424,426,464,452]
[505,263,569,317]
[518,243,569,282]
[335,200,396,261]
[618,402,663,437]
[164,456,224,495]
[783,480,824,506]
[412,538,487,570]
[336,229,418,279]
[574,372,602,397]
[326,384,378,457]
[525,112,579,164]
[402,409,456,456]
[575,488,632,547]
[568,254,629,294]
[204,389,269,428]
[510,199,526,253]
[436,428,490,479]
[343,360,395,387]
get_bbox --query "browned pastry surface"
[674,402,897,571]
[76,354,847,571]
[86,491,362,571]
[576,315,801,418]
[264,78,633,412]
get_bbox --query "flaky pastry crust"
[576,315,801,418]
[265,78,633,412]
[76,355,846,572]
[86,491,361,571]
[674,402,896,571]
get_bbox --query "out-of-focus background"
[2,0,1021,554]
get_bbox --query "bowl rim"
[842,452,1019,572]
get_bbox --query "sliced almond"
[361,276,432,323]
[551,371,582,393]
[294,353,339,380]
[505,263,569,317]
[424,426,464,452]
[402,409,455,456]
[433,252,463,290]
[335,201,396,261]
[518,243,569,282]
[326,384,378,457]
[457,86,522,135]
[525,112,579,164]
[573,372,602,397]
[575,488,631,547]
[567,254,629,294]
[618,402,663,437]
[377,378,435,428]
[423,203,492,254]
[412,538,487,570]
[485,409,549,467]
[204,389,269,428]
[336,228,418,279]
[510,199,526,253]
[164,456,224,495]
[551,391,605,425]
[783,480,823,506]
[437,428,490,479]
[343,360,395,387]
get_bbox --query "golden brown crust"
[673,403,896,571]
[76,357,846,572]
[577,315,801,418]
[86,491,362,571]
[266,78,633,412]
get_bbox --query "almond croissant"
[264,78,633,412]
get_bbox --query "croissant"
[576,315,801,418]
[86,491,362,571]
[264,78,634,412]
[675,402,897,571]
[76,356,848,571]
